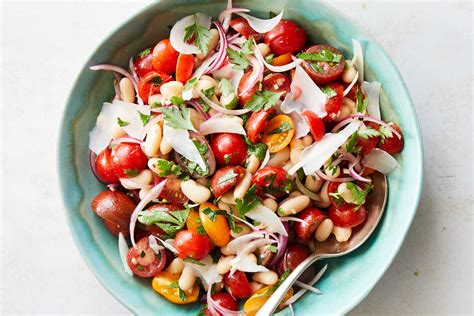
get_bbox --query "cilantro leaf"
[184,19,212,55]
[161,105,196,131]
[183,257,205,266]
[268,121,293,135]
[170,96,185,106]
[138,48,151,58]
[117,117,130,127]
[168,281,187,302]
[137,207,190,237]
[235,185,260,217]
[155,159,182,177]
[241,39,254,55]
[297,49,342,63]
[227,48,249,70]
[378,126,393,139]
[357,127,380,139]
[346,182,373,208]
[218,78,234,98]
[201,207,242,234]
[356,88,369,113]
[245,138,268,162]
[244,90,283,112]
[321,86,337,98]
[345,132,362,154]
[137,111,151,126]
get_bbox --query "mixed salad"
[88,3,404,315]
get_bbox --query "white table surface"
[1,1,472,315]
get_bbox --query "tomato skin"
[243,285,293,315]
[224,271,252,299]
[295,208,327,241]
[175,53,194,83]
[252,167,290,197]
[210,133,247,166]
[324,82,344,122]
[210,166,246,198]
[229,17,263,39]
[152,271,200,304]
[111,143,148,178]
[328,204,367,228]
[152,39,179,74]
[91,190,136,236]
[199,203,231,247]
[94,148,119,183]
[205,293,238,315]
[264,19,306,55]
[301,111,325,141]
[238,70,260,105]
[263,73,291,97]
[127,237,166,277]
[185,209,201,232]
[301,45,345,85]
[134,50,154,78]
[261,114,295,153]
[138,71,172,103]
[276,243,311,275]
[159,178,188,205]
[174,230,212,260]
[378,122,404,154]
[246,109,274,143]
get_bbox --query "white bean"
[220,191,236,205]
[315,218,334,242]
[267,147,290,167]
[305,175,323,192]
[335,104,352,121]
[337,182,358,204]
[160,81,184,100]
[120,170,153,189]
[332,226,352,242]
[290,139,305,164]
[252,271,278,285]
[189,108,205,131]
[148,94,163,107]
[220,245,234,255]
[148,158,167,175]
[216,255,235,275]
[144,122,162,157]
[197,77,216,92]
[110,121,127,139]
[263,198,278,212]
[244,253,257,264]
[246,155,260,174]
[234,172,252,200]
[179,265,196,291]
[302,135,314,147]
[119,77,135,103]
[160,137,173,155]
[250,281,265,294]
[217,201,231,212]
[316,181,331,208]
[257,43,271,57]
[180,180,211,204]
[196,29,219,60]
[342,65,357,84]
[288,191,302,198]
[324,160,341,178]
[278,195,310,216]
[343,97,357,114]
[230,223,252,238]
[167,257,184,275]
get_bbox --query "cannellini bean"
[160,81,184,100]
[148,94,163,107]
[302,135,314,147]
[189,108,205,130]
[305,175,323,192]
[197,77,216,92]
[332,226,352,242]
[234,172,252,200]
[120,170,153,189]
[288,191,302,198]
[252,271,278,285]
[230,223,252,238]
[324,160,341,178]
[315,218,334,242]
[290,138,304,150]
[335,104,352,121]
[179,266,196,291]
[144,122,162,157]
[343,97,357,114]
[160,137,173,155]
[110,121,127,139]
[196,29,219,60]
[181,180,211,204]
[342,65,357,84]
[220,190,236,205]
[263,198,278,212]
[267,147,290,167]
[196,177,209,187]
[119,77,135,103]
[167,257,184,275]
[316,181,331,208]
[278,195,310,216]
[244,253,257,264]
[220,245,234,255]
[257,43,271,57]
[250,281,266,294]
[290,139,305,164]
[337,182,359,204]
[217,201,231,212]
[216,255,235,275]
[246,155,260,174]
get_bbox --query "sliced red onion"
[236,10,283,33]
[226,33,240,42]
[118,233,133,276]
[331,115,401,139]
[107,183,119,191]
[199,116,246,135]
[188,100,210,120]
[113,73,122,101]
[205,22,229,74]
[284,264,328,306]
[193,53,218,79]
[258,149,271,170]
[110,136,142,146]
[343,71,359,96]
[253,39,301,73]
[279,217,307,224]
[362,148,399,174]
[197,89,250,115]
[89,151,103,182]
[170,13,212,54]
[348,155,372,183]
[269,222,288,267]
[238,55,263,97]
[315,169,354,183]
[89,64,138,92]
[128,57,139,85]
[218,7,250,24]
[226,231,266,253]
[147,235,164,253]
[228,213,257,230]
[294,175,323,201]
[119,178,153,190]
[245,204,288,236]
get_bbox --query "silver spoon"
[257,172,388,316]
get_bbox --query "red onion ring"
[331,115,402,139]
[207,283,245,316]
[110,137,143,146]
[315,169,354,183]
[205,22,228,74]
[238,55,263,97]
[188,100,210,120]
[270,222,289,267]
[348,155,372,183]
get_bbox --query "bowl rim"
[57,1,424,314]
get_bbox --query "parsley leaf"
[138,48,151,58]
[235,185,260,217]
[150,76,163,86]
[265,53,275,64]
[321,86,337,98]
[357,127,380,139]
[378,126,393,139]
[267,245,278,253]
[244,90,283,112]
[227,48,249,70]
[269,11,277,18]
[161,105,196,131]
[150,101,162,109]
[137,111,151,126]
[184,257,205,266]
[346,182,373,208]
[170,96,185,106]
[218,78,234,98]
[297,49,342,63]
[183,77,198,97]
[168,281,187,302]
[356,88,369,113]
[201,207,242,234]
[345,132,362,154]
[117,117,130,127]
[184,19,212,55]
[268,121,293,135]
[155,159,182,177]
[137,207,190,237]
[241,39,254,55]
[245,137,268,162]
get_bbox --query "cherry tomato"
[159,178,188,205]
[246,109,274,143]
[174,230,212,260]
[357,122,381,155]
[264,19,306,55]
[244,285,293,316]
[295,208,327,241]
[152,39,179,74]
[175,53,194,83]
[205,293,238,316]
[301,45,345,85]
[144,204,183,236]
[237,70,260,105]
[127,237,166,277]
[111,143,148,178]
[261,115,294,153]
[94,148,119,183]
[378,122,404,154]
[185,209,201,233]
[210,133,247,166]
[276,243,311,275]
[210,166,246,197]
[138,71,172,103]
[252,167,291,197]
[271,53,293,66]
[323,82,344,122]
[345,82,362,102]
[263,73,291,98]
[134,49,154,78]
[328,181,355,212]
[224,271,252,299]
[91,190,136,236]
[328,204,367,228]
[229,17,263,40]
[199,203,230,247]
[301,111,325,141]
[152,271,200,304]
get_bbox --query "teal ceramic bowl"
[58,0,423,314]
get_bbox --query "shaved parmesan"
[163,124,206,170]
[253,39,300,73]
[212,62,244,93]
[199,117,246,135]
[362,148,399,174]
[289,111,310,138]
[343,71,359,96]
[362,81,382,119]
[112,100,150,140]
[231,252,269,273]
[351,39,364,83]
[184,256,221,289]
[236,10,283,33]
[226,232,266,254]
[118,233,133,276]
[170,13,212,54]
[245,205,288,236]
[89,102,115,154]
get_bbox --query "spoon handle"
[256,253,325,316]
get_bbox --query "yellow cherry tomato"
[185,209,201,232]
[244,285,294,316]
[199,202,230,247]
[151,271,199,304]
[261,115,294,153]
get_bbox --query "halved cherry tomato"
[210,133,247,166]
[111,143,148,178]
[152,271,200,304]
[264,19,306,55]
[199,202,230,247]
[175,53,194,83]
[244,285,293,316]
[185,209,201,233]
[328,181,355,212]
[246,109,274,143]
[295,208,327,241]
[94,148,119,183]
[144,204,183,236]
[237,70,260,105]
[323,82,344,122]
[174,229,212,260]
[159,178,188,205]
[210,166,246,197]
[127,237,166,277]
[271,53,293,66]
[134,49,154,78]
[357,122,381,155]
[263,73,291,98]
[301,111,325,141]
[138,71,172,103]
[152,39,179,74]
[328,204,367,228]
[204,292,238,316]
[229,17,263,40]
[252,166,291,197]
[275,243,311,275]
[301,45,345,85]
[261,115,294,153]
[224,271,252,299]
[91,190,136,236]
[378,122,404,154]
[345,82,362,102]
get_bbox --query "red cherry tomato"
[143,204,183,236]
[328,204,367,228]
[224,271,252,299]
[204,293,239,316]
[94,148,119,183]
[174,230,212,260]
[264,19,306,55]
[379,122,404,155]
[152,39,179,74]
[345,82,361,102]
[246,109,274,143]
[127,237,166,277]
[159,178,188,205]
[175,53,194,83]
[323,82,344,122]
[295,208,327,241]
[111,143,148,178]
[357,122,381,155]
[237,70,260,105]
[138,71,172,103]
[301,111,325,141]
[252,167,291,197]
[263,73,291,98]
[134,49,154,78]
[276,243,311,275]
[301,45,345,85]
[229,17,263,40]
[210,133,247,166]
[210,166,246,197]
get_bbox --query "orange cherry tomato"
[152,39,179,75]
[199,202,230,247]
[243,285,293,316]
[175,53,195,83]
[152,271,200,304]
[271,53,292,66]
[185,209,201,232]
[261,115,295,153]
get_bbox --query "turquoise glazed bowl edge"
[57,1,423,315]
